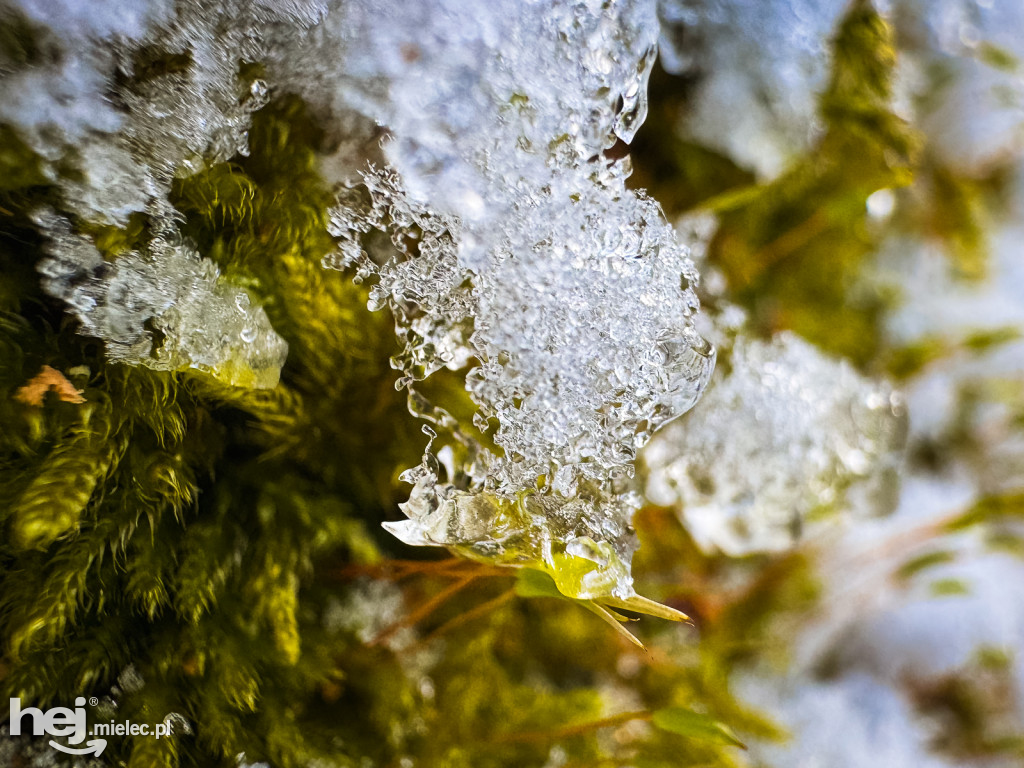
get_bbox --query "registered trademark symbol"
[89,697,98,707]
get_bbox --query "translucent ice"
[35,209,287,388]
[329,156,714,597]
[1,0,311,381]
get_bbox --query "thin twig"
[421,588,517,642]
[756,210,830,274]
[370,572,480,647]
[331,557,502,582]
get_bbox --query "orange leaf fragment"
[15,365,86,406]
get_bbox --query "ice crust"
[326,162,714,597]
[320,1,715,597]
[5,0,1024,759]
[1,0,295,384]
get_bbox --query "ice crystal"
[319,0,658,219]
[644,333,905,555]
[0,0,310,386]
[0,0,282,222]
[323,579,410,647]
[323,0,715,598]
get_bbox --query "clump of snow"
[735,90,1024,762]
[1,0,307,386]
[832,550,1024,690]
[895,0,1024,174]
[657,0,849,179]
[644,332,905,555]
[736,673,956,768]
[655,0,1024,181]
[323,578,411,648]
[320,0,714,598]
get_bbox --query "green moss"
[4,2,998,761]
[0,95,422,765]
[884,336,949,379]
[946,490,1024,532]
[977,43,1019,73]
[0,9,50,70]
[963,326,1022,353]
[929,578,970,597]
[912,656,1024,761]
[3,92,762,767]
[920,164,996,280]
